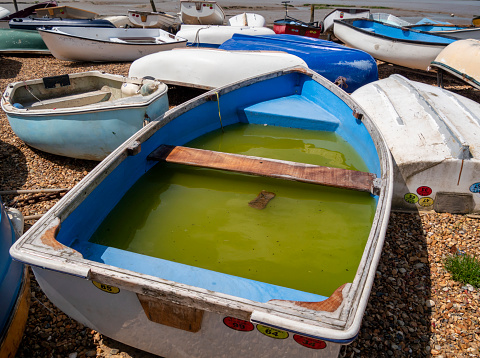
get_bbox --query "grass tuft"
[444,254,480,288]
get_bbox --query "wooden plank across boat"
[149,145,378,193]
[10,67,392,358]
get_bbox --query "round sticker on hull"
[417,186,432,196]
[92,281,120,294]
[256,325,289,339]
[419,197,434,207]
[293,334,327,349]
[404,193,419,204]
[470,183,480,193]
[223,317,254,332]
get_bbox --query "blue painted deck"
[219,33,378,92]
[348,19,457,44]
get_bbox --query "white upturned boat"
[333,18,456,70]
[176,24,274,47]
[180,0,225,25]
[228,13,265,27]
[10,67,392,358]
[430,39,480,90]
[38,26,188,62]
[322,8,370,36]
[128,48,308,89]
[1,71,168,160]
[352,74,480,214]
[127,9,179,30]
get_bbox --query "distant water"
[0,0,476,24]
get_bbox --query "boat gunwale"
[334,18,458,46]
[10,66,393,343]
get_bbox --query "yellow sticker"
[92,280,120,294]
[256,324,289,339]
[419,197,434,207]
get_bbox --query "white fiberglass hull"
[333,20,448,70]
[128,48,308,89]
[39,27,187,62]
[352,74,480,213]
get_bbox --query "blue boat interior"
[58,72,382,304]
[349,19,457,44]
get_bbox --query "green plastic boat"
[0,28,50,54]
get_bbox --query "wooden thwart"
[148,145,378,193]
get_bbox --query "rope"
[24,81,43,104]
[215,91,224,133]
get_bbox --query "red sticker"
[293,335,327,349]
[417,186,432,196]
[223,317,254,332]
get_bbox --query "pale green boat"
[0,28,50,54]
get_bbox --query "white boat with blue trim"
[1,71,168,160]
[10,67,392,357]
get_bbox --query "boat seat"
[239,95,341,132]
[29,89,112,110]
[109,37,160,44]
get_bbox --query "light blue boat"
[0,197,28,358]
[219,33,378,92]
[10,67,392,357]
[333,18,457,70]
[1,71,169,161]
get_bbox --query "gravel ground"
[1,54,479,358]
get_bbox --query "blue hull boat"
[333,18,456,70]
[10,67,392,357]
[0,198,29,357]
[219,33,378,92]
[9,17,115,30]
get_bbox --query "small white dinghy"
[38,26,188,62]
[127,9,179,30]
[128,48,308,89]
[352,74,480,214]
[430,39,480,90]
[228,13,266,27]
[180,0,225,25]
[176,24,274,47]
[1,71,168,160]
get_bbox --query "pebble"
[3,53,480,358]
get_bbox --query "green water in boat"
[90,123,376,296]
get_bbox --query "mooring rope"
[215,91,224,133]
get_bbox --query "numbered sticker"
[470,182,480,193]
[418,197,434,207]
[92,280,120,294]
[293,335,327,349]
[404,193,419,204]
[256,325,289,339]
[223,317,254,332]
[416,186,432,196]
